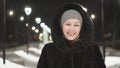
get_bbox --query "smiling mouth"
[67,32,76,36]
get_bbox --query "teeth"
[68,32,75,35]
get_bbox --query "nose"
[69,26,75,32]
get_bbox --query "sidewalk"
[0,43,120,68]
[105,56,120,68]
[0,42,42,68]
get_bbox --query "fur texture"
[37,2,106,68]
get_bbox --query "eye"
[65,23,71,26]
[74,24,80,27]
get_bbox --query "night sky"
[0,0,120,45]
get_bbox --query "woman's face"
[62,18,81,41]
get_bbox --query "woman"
[37,2,106,68]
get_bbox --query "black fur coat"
[37,2,106,68]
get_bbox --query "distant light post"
[34,17,41,48]
[24,6,32,53]
[101,0,105,60]
[3,0,6,64]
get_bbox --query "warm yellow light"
[9,10,14,16]
[20,16,24,21]
[91,14,95,19]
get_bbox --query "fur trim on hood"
[50,2,94,52]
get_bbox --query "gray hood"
[50,2,94,52]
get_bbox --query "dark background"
[0,0,120,49]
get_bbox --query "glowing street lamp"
[24,6,32,16]
[32,26,36,31]
[26,23,29,27]
[35,29,39,33]
[24,6,32,53]
[20,16,24,21]
[35,17,41,24]
[91,14,96,19]
[24,6,32,27]
[8,10,14,16]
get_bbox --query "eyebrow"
[74,21,80,24]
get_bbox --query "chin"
[67,38,76,41]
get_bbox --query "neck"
[66,39,73,47]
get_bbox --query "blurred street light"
[20,16,24,21]
[40,22,51,44]
[26,23,29,27]
[81,6,87,12]
[32,26,36,31]
[40,22,45,28]
[24,6,32,16]
[40,23,51,33]
[35,29,39,33]
[91,14,96,19]
[35,17,41,24]
[8,10,14,16]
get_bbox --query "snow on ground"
[105,56,120,68]
[0,57,28,68]
[1,56,120,68]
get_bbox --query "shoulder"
[86,41,99,49]
[42,43,56,51]
[81,40,101,52]
[42,43,60,55]
[81,40,96,48]
[84,41,101,54]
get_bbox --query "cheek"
[62,25,68,32]
[62,27,67,34]
[76,27,81,32]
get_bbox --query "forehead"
[64,18,81,23]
